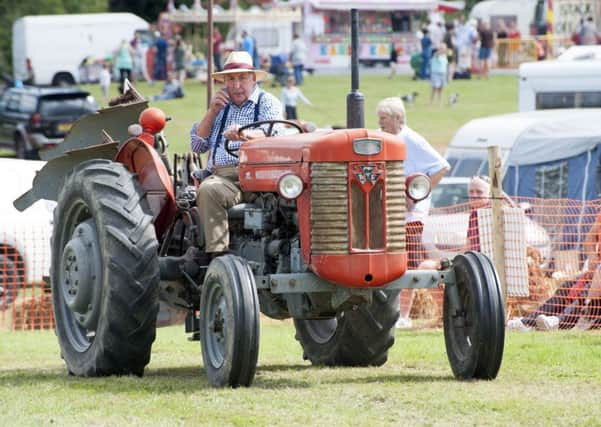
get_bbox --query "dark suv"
[0,86,98,159]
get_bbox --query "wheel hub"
[60,219,102,330]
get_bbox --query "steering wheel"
[224,119,305,158]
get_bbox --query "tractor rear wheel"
[200,255,260,387]
[294,289,400,366]
[51,159,160,376]
[443,251,505,380]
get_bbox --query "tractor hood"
[239,128,406,165]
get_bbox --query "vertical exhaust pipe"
[346,8,364,129]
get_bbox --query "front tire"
[294,289,400,366]
[200,255,260,387]
[51,159,160,376]
[443,252,505,380]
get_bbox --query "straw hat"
[212,51,267,83]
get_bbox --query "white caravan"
[518,54,601,111]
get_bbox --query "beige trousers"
[196,166,241,253]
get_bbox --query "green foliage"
[0,0,108,73]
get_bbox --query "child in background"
[99,62,111,105]
[429,44,448,107]
[280,76,311,120]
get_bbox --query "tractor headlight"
[278,174,304,200]
[353,138,382,155]
[405,173,431,202]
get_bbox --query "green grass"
[81,73,518,155]
[1,323,601,426]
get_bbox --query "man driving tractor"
[190,51,283,257]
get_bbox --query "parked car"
[0,158,54,308]
[423,177,551,263]
[0,86,97,159]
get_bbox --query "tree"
[0,0,108,74]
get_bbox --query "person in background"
[388,42,398,79]
[174,37,187,85]
[280,75,311,120]
[152,71,184,101]
[466,175,516,252]
[443,23,456,81]
[99,62,111,105]
[580,16,600,45]
[213,27,223,71]
[115,39,134,93]
[454,15,478,76]
[153,31,168,81]
[376,97,450,329]
[290,33,307,85]
[190,51,282,257]
[420,28,432,79]
[429,44,448,107]
[240,30,255,59]
[477,21,494,79]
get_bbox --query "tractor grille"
[310,162,406,254]
[385,161,406,252]
[310,163,349,253]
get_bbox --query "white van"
[518,56,601,111]
[12,13,149,86]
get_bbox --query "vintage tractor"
[15,85,505,387]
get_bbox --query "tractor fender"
[115,137,176,239]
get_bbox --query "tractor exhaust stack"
[346,8,364,129]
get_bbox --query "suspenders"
[211,92,264,166]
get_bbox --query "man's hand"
[223,124,245,141]
[208,88,230,115]
[223,124,264,141]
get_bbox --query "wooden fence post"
[488,145,506,299]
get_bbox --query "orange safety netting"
[404,197,601,330]
[0,224,53,331]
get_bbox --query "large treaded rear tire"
[293,289,400,366]
[443,251,505,380]
[51,159,160,376]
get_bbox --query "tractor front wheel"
[294,289,400,366]
[200,255,260,387]
[51,159,160,376]
[443,251,505,380]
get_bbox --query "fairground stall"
[291,0,461,69]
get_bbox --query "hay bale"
[410,289,442,321]
[12,294,54,331]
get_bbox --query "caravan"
[445,109,601,201]
[518,52,601,111]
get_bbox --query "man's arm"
[429,165,450,188]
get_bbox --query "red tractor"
[15,87,505,387]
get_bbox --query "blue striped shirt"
[190,86,282,170]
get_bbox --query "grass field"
[80,73,518,155]
[1,323,601,425]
